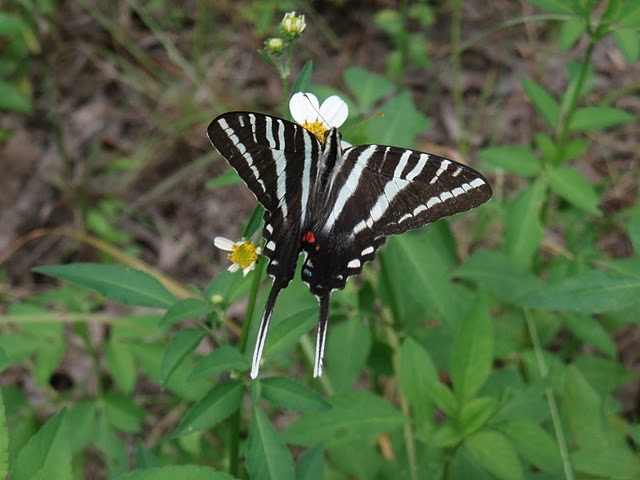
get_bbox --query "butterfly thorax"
[305,127,342,229]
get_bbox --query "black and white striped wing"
[207,112,322,287]
[301,145,492,295]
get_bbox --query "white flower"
[214,237,262,277]
[289,92,348,140]
[281,12,306,37]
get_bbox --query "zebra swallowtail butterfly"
[208,108,492,378]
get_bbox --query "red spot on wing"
[303,231,316,243]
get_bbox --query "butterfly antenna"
[313,293,331,378]
[250,282,283,379]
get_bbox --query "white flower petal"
[290,92,320,124]
[319,95,348,128]
[214,236,235,251]
[242,263,256,277]
[228,263,240,273]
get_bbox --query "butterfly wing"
[208,112,323,377]
[301,145,493,295]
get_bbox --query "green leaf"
[559,17,585,51]
[65,400,98,455]
[32,263,176,308]
[344,66,394,112]
[520,79,559,128]
[0,390,7,479]
[290,60,313,97]
[457,397,496,436]
[527,0,575,14]
[619,3,640,28]
[135,441,161,468]
[0,80,32,114]
[454,251,543,305]
[612,28,640,63]
[572,447,640,479]
[450,295,493,401]
[205,168,242,189]
[113,465,236,480]
[547,166,601,215]
[260,377,330,411]
[505,180,546,270]
[160,329,206,387]
[104,339,136,394]
[398,338,440,416]
[284,391,405,446]
[569,106,633,131]
[478,145,542,177]
[188,346,250,380]
[325,316,371,393]
[174,381,243,437]
[261,308,317,360]
[523,270,640,313]
[103,393,145,434]
[497,420,563,474]
[564,315,616,357]
[465,430,524,480]
[159,298,213,327]
[246,404,295,480]
[364,91,430,146]
[573,355,634,393]
[11,410,72,480]
[295,446,324,480]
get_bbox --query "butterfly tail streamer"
[250,282,284,379]
[313,293,331,378]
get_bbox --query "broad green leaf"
[497,420,563,474]
[382,232,462,326]
[557,137,589,163]
[563,366,613,450]
[33,263,176,308]
[159,298,213,327]
[573,355,634,393]
[613,28,640,63]
[491,381,550,424]
[0,390,7,479]
[104,339,136,394]
[160,329,206,387]
[96,417,128,477]
[454,251,543,305]
[572,447,640,479]
[135,441,161,468]
[479,145,542,177]
[65,400,97,454]
[558,17,585,51]
[0,80,32,114]
[174,381,243,437]
[188,346,249,380]
[450,295,493,401]
[295,446,324,480]
[527,0,575,13]
[457,397,495,436]
[520,79,559,128]
[619,3,640,28]
[398,338,439,416]
[547,166,600,215]
[259,308,317,363]
[450,446,494,480]
[284,391,405,446]
[465,430,524,480]
[204,269,252,306]
[325,316,371,393]
[290,60,313,97]
[11,410,71,480]
[505,180,545,270]
[523,270,640,313]
[569,106,633,131]
[364,91,430,146]
[113,465,235,480]
[103,393,145,434]
[246,404,295,480]
[564,315,616,357]
[260,377,330,411]
[344,66,394,112]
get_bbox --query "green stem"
[524,309,574,480]
[229,255,266,477]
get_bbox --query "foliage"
[2,1,640,479]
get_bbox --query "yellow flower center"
[302,121,328,142]
[228,241,260,269]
